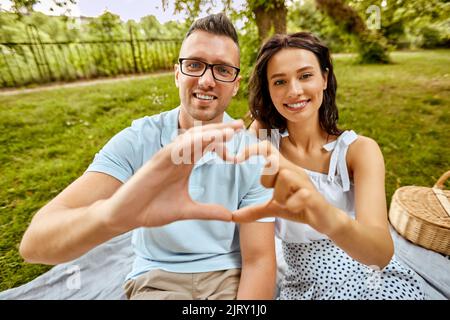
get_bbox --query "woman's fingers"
[272,169,301,204]
[285,188,311,213]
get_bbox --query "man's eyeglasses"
[178,58,240,83]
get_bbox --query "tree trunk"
[315,0,366,36]
[315,0,390,63]
[252,0,287,43]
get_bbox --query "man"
[19,13,276,300]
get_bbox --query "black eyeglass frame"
[178,58,240,83]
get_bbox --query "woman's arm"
[327,136,394,268]
[232,138,394,268]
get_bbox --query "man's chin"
[191,107,224,123]
[192,113,218,124]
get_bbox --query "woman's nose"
[288,80,303,97]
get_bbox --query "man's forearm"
[237,260,276,300]
[19,199,125,265]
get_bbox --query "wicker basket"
[389,171,450,256]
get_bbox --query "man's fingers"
[234,141,282,188]
[189,120,244,134]
[181,203,233,222]
[209,142,236,163]
[199,127,235,145]
[232,202,273,223]
[198,129,240,163]
[172,126,241,164]
[260,154,282,187]
[234,140,276,163]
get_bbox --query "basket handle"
[433,170,450,189]
[432,171,450,218]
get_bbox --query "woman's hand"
[232,141,341,236]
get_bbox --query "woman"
[233,32,424,300]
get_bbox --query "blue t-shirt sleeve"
[238,156,275,223]
[239,162,272,208]
[233,131,275,222]
[86,120,145,183]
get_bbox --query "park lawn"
[0,50,449,291]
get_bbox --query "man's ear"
[232,75,241,97]
[174,64,180,88]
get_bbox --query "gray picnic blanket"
[0,232,134,300]
[390,227,449,299]
[1,228,448,300]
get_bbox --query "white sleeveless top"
[270,130,359,244]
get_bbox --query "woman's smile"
[284,99,311,111]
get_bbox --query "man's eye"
[188,63,202,69]
[217,66,231,75]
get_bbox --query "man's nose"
[198,67,216,88]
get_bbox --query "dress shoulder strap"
[323,130,358,192]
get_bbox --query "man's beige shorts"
[124,268,241,300]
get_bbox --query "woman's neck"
[285,119,328,153]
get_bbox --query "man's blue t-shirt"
[86,107,273,280]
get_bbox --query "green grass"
[334,50,450,192]
[1,50,449,291]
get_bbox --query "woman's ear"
[323,68,329,90]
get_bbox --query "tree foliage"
[315,0,390,63]
[8,0,77,15]
[347,0,450,48]
[4,0,448,74]
[288,0,357,53]
[162,0,287,42]
[162,0,392,63]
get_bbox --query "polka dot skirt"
[279,239,424,300]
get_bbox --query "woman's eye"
[274,80,285,85]
[300,73,313,80]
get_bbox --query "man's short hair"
[184,12,239,49]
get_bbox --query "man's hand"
[103,120,244,232]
